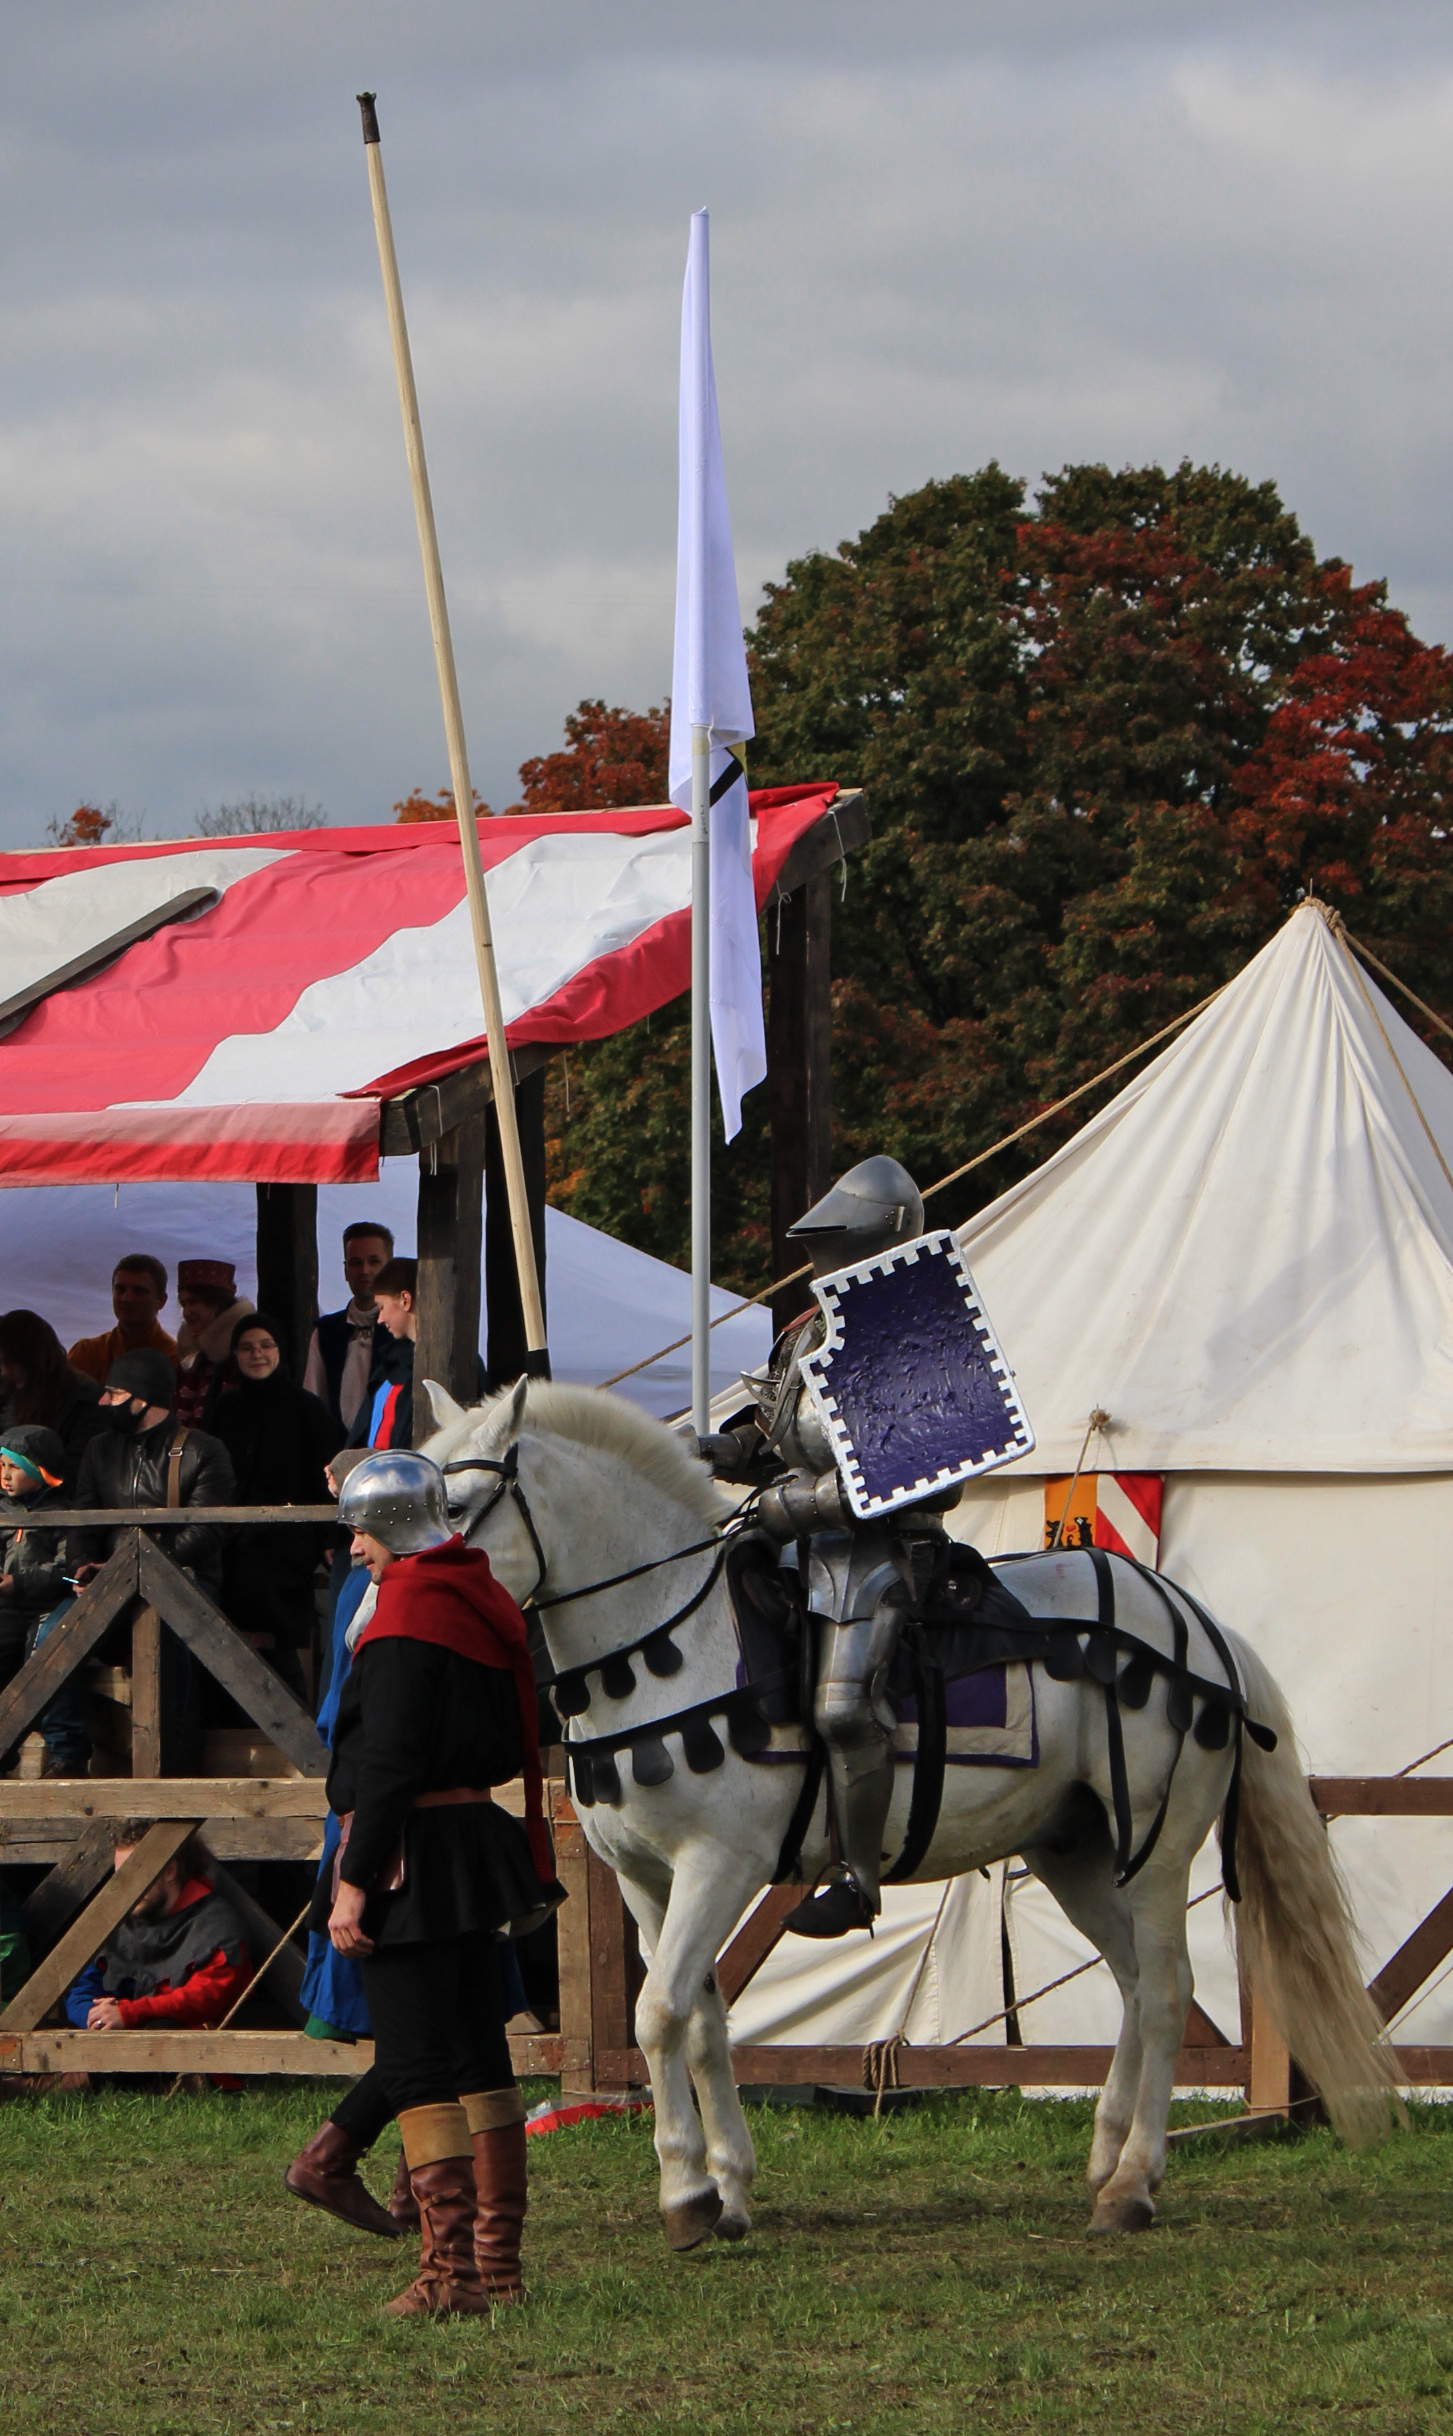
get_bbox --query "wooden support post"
[414,1103,486,1440]
[255,1185,319,1379]
[585,1845,634,2094]
[485,1067,548,1389]
[1246,1989,1293,2117]
[130,1605,162,1780]
[768,872,832,1332]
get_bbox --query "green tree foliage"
[546,462,1453,1289]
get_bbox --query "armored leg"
[785,1532,907,1938]
[815,1607,900,1915]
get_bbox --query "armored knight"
[735,1158,954,1939]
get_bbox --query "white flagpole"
[691,719,711,1436]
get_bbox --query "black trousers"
[361,1933,516,2116]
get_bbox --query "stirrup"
[782,1881,876,1939]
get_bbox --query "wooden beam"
[255,1183,319,1379]
[717,1885,802,2008]
[768,872,832,1333]
[378,1043,553,1159]
[764,791,868,908]
[0,1539,139,1759]
[0,886,218,1036]
[0,1778,327,1822]
[484,1067,547,1388]
[0,1819,194,2031]
[4,1815,326,1870]
[1311,1777,1453,1815]
[136,1538,327,1778]
[19,1820,120,1950]
[27,1508,336,1526]
[595,2041,1253,2090]
[414,1105,485,1437]
[131,1605,162,1779]
[1369,1884,1453,2025]
[0,2028,367,2076]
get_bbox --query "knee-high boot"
[387,2103,490,2319]
[462,2088,528,2300]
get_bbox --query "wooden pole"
[356,91,549,1376]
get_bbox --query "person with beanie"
[173,1259,254,1429]
[0,1424,71,1703]
[316,1450,562,2318]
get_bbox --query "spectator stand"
[0,787,866,2082]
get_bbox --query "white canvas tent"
[729,903,1453,2061]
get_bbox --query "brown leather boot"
[387,2105,490,2319]
[463,2087,528,2300]
[389,2143,420,2231]
[285,2119,403,2240]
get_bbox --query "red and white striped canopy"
[0,784,839,1186]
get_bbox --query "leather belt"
[410,1786,493,1810]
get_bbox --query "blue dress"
[299,1568,374,2039]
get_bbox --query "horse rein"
[441,1442,750,1689]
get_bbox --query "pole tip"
[357,91,380,145]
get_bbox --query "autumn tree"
[516,700,670,813]
[543,464,1453,1286]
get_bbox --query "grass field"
[1,2081,1451,2435]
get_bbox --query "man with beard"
[63,1824,252,2030]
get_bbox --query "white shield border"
[798,1227,1036,1521]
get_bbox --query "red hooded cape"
[356,1534,552,1885]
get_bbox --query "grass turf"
[0,2082,1450,2434]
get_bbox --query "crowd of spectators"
[0,1219,446,2060]
[0,1222,409,1746]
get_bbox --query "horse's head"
[418,1374,732,1629]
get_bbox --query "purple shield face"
[800,1230,1034,1519]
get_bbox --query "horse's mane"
[427,1382,732,1529]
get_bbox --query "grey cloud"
[0,3,1450,843]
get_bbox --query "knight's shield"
[799,1229,1034,1521]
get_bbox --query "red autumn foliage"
[515,700,670,814]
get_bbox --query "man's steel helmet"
[787,1155,925,1278]
[338,1450,454,1556]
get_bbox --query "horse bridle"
[442,1443,551,1606]
[441,1437,742,1621]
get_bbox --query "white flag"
[668,208,764,1143]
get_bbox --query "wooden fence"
[1,1527,1448,2113]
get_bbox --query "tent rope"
[862,1880,953,2114]
[597,984,1228,1394]
[1320,908,1453,1203]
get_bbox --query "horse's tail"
[1223,1628,1404,2145]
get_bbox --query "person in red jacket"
[64,1827,252,2029]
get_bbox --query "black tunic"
[320,1634,547,1948]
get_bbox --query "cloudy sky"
[0,2,1449,847]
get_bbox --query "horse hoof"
[1088,2192,1156,2235]
[664,2187,724,2251]
[714,2206,750,2242]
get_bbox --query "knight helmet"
[338,1449,454,1556]
[787,1155,925,1279]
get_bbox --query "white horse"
[425,1378,1398,2247]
